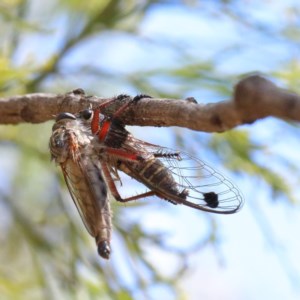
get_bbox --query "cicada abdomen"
[49,112,112,259]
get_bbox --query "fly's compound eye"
[56,112,76,122]
[80,109,93,120]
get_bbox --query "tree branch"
[1,75,300,132]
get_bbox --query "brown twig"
[1,75,299,132]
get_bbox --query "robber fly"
[83,95,243,214]
[49,111,112,259]
[50,94,243,259]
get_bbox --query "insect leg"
[92,93,149,134]
[132,94,152,102]
[101,161,128,202]
[101,161,155,203]
[104,148,142,162]
[108,94,152,121]
[110,101,131,119]
[67,131,80,161]
[91,98,121,134]
[91,108,110,135]
[92,95,132,134]
[118,191,157,201]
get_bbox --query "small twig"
[1,75,299,132]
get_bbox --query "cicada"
[49,111,112,259]
[50,94,243,259]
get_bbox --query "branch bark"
[1,75,299,132]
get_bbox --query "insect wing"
[115,138,243,214]
[50,112,112,259]
[61,155,110,237]
[161,149,243,213]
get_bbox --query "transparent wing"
[160,149,243,214]
[116,140,243,214]
[61,156,109,236]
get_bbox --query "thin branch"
[1,75,300,132]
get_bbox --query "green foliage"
[210,131,296,202]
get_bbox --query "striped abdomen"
[121,157,187,203]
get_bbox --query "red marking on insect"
[91,108,100,135]
[86,95,243,214]
[50,94,243,259]
[98,119,111,142]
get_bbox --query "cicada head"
[49,112,91,163]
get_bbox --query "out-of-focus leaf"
[0,55,31,92]
[210,131,296,203]
[273,59,300,93]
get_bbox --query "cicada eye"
[80,109,93,120]
[56,112,76,122]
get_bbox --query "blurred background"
[1,0,300,299]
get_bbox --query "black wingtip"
[203,192,219,208]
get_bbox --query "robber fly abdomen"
[121,157,187,204]
[49,113,112,259]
